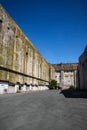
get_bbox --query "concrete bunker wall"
[0,5,55,85]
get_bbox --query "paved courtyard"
[0,90,87,130]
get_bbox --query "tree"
[50,79,57,89]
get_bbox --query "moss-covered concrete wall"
[0,5,55,85]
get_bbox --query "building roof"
[52,63,78,72]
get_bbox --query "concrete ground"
[0,90,87,130]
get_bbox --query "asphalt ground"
[0,90,87,130]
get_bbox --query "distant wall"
[53,63,78,89]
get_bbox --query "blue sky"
[0,0,87,63]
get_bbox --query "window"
[0,19,2,30]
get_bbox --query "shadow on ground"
[60,89,87,98]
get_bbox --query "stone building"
[0,4,55,86]
[53,63,78,89]
[78,45,87,90]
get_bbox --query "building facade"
[0,5,55,86]
[1,5,87,92]
[78,45,87,90]
[53,63,78,89]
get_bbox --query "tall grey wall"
[0,5,55,85]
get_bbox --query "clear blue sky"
[0,0,87,63]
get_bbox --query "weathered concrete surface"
[53,63,78,89]
[78,45,87,90]
[0,90,87,130]
[0,4,55,85]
